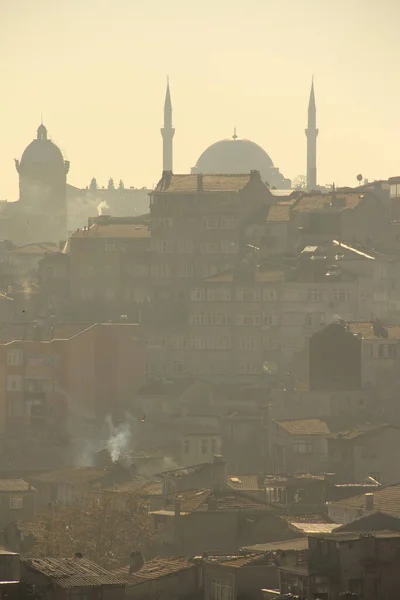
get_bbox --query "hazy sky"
[1,0,400,200]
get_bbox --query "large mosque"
[161,79,318,192]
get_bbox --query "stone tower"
[305,79,318,191]
[161,79,175,172]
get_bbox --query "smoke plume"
[97,200,109,216]
[106,418,132,462]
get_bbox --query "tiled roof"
[242,538,308,553]
[266,205,291,222]
[289,522,339,534]
[116,557,194,585]
[154,174,253,193]
[22,557,126,588]
[29,467,107,486]
[328,423,395,440]
[227,475,260,491]
[167,489,210,512]
[345,322,400,340]
[11,243,59,256]
[329,483,400,517]
[275,418,331,436]
[204,553,276,568]
[107,479,163,496]
[71,224,150,238]
[0,479,33,493]
[292,193,364,213]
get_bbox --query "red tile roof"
[329,483,400,517]
[22,557,126,588]
[116,557,194,585]
[292,193,364,213]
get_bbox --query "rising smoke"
[97,200,109,216]
[106,417,132,463]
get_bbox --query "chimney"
[197,173,203,192]
[212,455,227,491]
[75,552,83,559]
[365,493,374,511]
[250,170,260,181]
[129,551,144,575]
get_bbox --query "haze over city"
[1,0,400,199]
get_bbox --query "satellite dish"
[356,174,363,182]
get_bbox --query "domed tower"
[15,123,69,238]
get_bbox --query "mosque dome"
[192,131,274,178]
[20,124,65,168]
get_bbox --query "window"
[183,440,190,454]
[308,289,322,302]
[206,337,231,350]
[364,343,373,358]
[236,315,261,326]
[190,338,206,350]
[236,288,261,301]
[176,240,194,253]
[191,288,205,301]
[7,350,23,366]
[171,336,189,350]
[203,217,219,229]
[263,314,278,327]
[264,337,279,350]
[7,375,22,392]
[239,362,262,374]
[207,288,232,301]
[157,240,173,254]
[292,440,313,454]
[389,344,397,358]
[190,313,205,326]
[263,287,277,301]
[80,265,94,277]
[178,264,194,278]
[144,337,167,349]
[239,338,260,351]
[172,361,188,374]
[201,439,208,454]
[211,578,232,600]
[104,241,117,252]
[7,398,23,417]
[208,314,229,326]
[9,497,23,509]
[25,379,52,393]
[220,216,238,230]
[332,289,351,302]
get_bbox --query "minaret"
[161,78,175,172]
[305,78,318,191]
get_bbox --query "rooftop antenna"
[232,127,238,140]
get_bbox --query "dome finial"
[232,127,238,140]
[37,122,47,141]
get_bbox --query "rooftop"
[71,224,150,239]
[242,538,308,553]
[328,483,400,517]
[289,522,339,535]
[29,467,108,486]
[275,418,331,436]
[11,243,59,256]
[154,173,254,193]
[292,193,364,213]
[0,322,95,343]
[116,557,194,585]
[21,557,126,588]
[328,423,395,440]
[0,479,33,493]
[310,530,400,542]
[345,322,400,340]
[227,475,261,491]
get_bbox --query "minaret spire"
[161,77,175,172]
[305,77,318,191]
